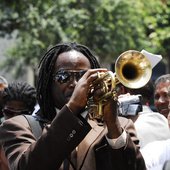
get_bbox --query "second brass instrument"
[87,50,152,121]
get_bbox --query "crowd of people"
[0,42,170,170]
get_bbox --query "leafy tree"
[0,0,169,78]
[142,0,170,67]
[0,0,90,76]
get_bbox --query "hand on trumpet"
[104,100,123,139]
[90,77,123,139]
[88,70,123,139]
[66,68,107,116]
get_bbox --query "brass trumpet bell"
[115,50,152,89]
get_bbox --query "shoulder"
[118,116,139,146]
[0,115,35,143]
[118,116,137,135]
[118,116,134,128]
[1,115,30,129]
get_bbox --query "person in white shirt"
[117,80,170,148]
[141,139,170,170]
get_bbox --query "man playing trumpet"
[0,42,146,170]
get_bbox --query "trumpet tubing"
[88,50,152,121]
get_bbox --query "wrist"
[66,101,83,116]
[106,117,122,139]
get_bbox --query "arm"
[94,117,146,170]
[0,105,91,170]
[94,96,146,170]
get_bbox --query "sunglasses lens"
[55,71,70,83]
[75,70,86,81]
[54,70,86,84]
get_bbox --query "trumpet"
[87,50,152,121]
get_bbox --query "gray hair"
[154,74,170,87]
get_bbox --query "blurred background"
[0,0,169,86]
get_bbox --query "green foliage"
[0,0,169,77]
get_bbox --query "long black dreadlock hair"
[2,81,37,114]
[37,42,101,121]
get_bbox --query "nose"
[157,96,167,103]
[155,96,169,110]
[69,77,78,87]
[157,97,165,103]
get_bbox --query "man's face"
[154,81,170,118]
[51,50,91,109]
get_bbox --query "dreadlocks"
[2,81,37,114]
[37,42,101,120]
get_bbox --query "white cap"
[141,49,162,69]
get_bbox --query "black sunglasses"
[53,70,86,84]
[2,108,30,116]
